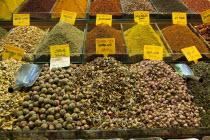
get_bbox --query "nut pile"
[0,60,27,130]
[187,62,210,127]
[13,58,203,130]
[0,26,45,53]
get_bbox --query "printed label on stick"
[201,9,210,23]
[134,11,150,24]
[172,12,187,25]
[181,46,202,63]
[50,44,70,58]
[144,45,163,60]
[96,14,112,26]
[2,45,25,61]
[96,38,115,57]
[13,14,30,26]
[60,10,77,25]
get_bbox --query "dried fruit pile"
[12,57,204,130]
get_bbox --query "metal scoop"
[171,63,203,83]
[8,64,43,93]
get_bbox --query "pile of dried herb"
[36,22,84,56]
[151,0,189,12]
[187,62,210,127]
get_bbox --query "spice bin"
[50,0,90,20]
[13,0,57,19]
[34,23,86,64]
[157,23,210,61]
[122,23,173,63]
[121,0,158,20]
[89,0,124,19]
[0,25,48,62]
[84,23,129,63]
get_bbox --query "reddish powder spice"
[161,24,209,60]
[90,0,122,16]
[20,0,56,12]
[85,24,126,54]
[181,0,210,13]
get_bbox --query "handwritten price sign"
[134,11,150,24]
[96,14,112,26]
[144,45,163,60]
[172,12,187,25]
[50,44,70,58]
[96,38,115,57]
[60,10,77,25]
[13,14,30,26]
[181,46,202,63]
[2,45,25,61]
[201,9,210,23]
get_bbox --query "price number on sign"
[96,14,112,26]
[172,12,187,25]
[60,10,77,25]
[144,45,163,60]
[50,44,70,58]
[201,9,210,23]
[13,14,30,26]
[181,46,202,63]
[134,11,150,24]
[96,38,115,57]
[2,45,25,61]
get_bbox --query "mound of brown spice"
[85,24,126,54]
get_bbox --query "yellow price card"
[13,14,30,26]
[201,9,210,23]
[134,11,150,24]
[96,38,115,57]
[181,46,202,63]
[144,45,163,60]
[60,10,77,25]
[172,12,187,25]
[96,14,112,26]
[50,44,70,58]
[2,45,25,61]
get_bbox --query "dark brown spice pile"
[188,62,210,127]
[21,0,56,12]
[85,24,126,54]
[181,0,210,13]
[194,23,210,44]
[90,0,122,16]
[161,24,209,60]
[151,0,189,12]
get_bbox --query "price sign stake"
[181,46,202,64]
[96,38,115,57]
